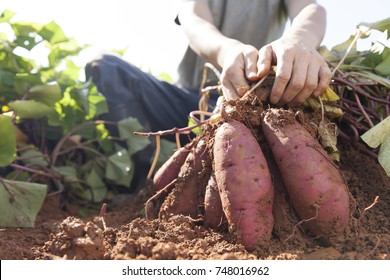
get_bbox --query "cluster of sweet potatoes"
[150,92,351,251]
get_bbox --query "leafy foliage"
[361,116,390,176]
[320,18,390,176]
[0,10,175,227]
[0,179,47,227]
[0,115,16,166]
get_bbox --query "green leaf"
[375,53,390,76]
[87,93,108,119]
[331,35,358,61]
[0,10,15,23]
[353,71,390,88]
[11,21,43,50]
[11,21,43,36]
[48,39,85,67]
[188,117,202,135]
[0,179,47,227]
[38,21,68,44]
[20,149,49,168]
[378,133,390,176]
[5,170,30,181]
[361,116,390,148]
[319,46,339,62]
[361,51,383,69]
[362,117,390,176]
[85,168,107,202]
[8,100,54,119]
[117,117,151,156]
[56,59,81,86]
[0,115,16,166]
[0,70,16,93]
[157,72,173,83]
[28,83,62,106]
[14,53,35,72]
[15,72,43,85]
[105,149,133,186]
[359,17,390,33]
[13,33,42,51]
[56,165,78,181]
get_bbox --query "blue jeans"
[85,54,218,189]
[85,54,218,138]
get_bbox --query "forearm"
[285,3,326,49]
[177,0,239,69]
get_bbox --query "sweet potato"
[204,172,226,231]
[153,143,193,192]
[213,120,274,251]
[263,145,301,239]
[159,139,211,219]
[261,108,350,237]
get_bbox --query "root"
[175,133,181,150]
[99,203,107,231]
[358,195,379,222]
[369,235,381,256]
[352,195,379,238]
[284,208,319,242]
[146,135,161,180]
[242,74,269,99]
[144,179,177,221]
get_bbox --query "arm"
[177,0,260,99]
[258,0,332,105]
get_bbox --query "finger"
[290,63,319,105]
[244,48,259,81]
[278,53,311,105]
[221,77,239,100]
[270,50,294,104]
[257,45,274,78]
[313,65,332,97]
[222,66,250,98]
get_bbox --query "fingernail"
[248,71,257,79]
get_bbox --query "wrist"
[281,30,320,50]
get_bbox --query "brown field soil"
[0,137,389,260]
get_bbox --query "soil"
[0,87,389,260]
[0,134,389,260]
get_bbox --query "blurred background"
[1,0,389,80]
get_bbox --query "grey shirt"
[175,0,287,89]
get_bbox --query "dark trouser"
[85,54,217,190]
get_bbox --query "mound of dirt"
[0,136,388,260]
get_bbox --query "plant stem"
[331,29,363,76]
[147,135,161,180]
[134,122,203,137]
[9,163,60,179]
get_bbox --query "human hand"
[219,42,260,100]
[257,37,332,106]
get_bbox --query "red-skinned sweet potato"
[204,172,226,231]
[159,139,211,219]
[153,143,194,192]
[261,108,350,237]
[213,120,274,251]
